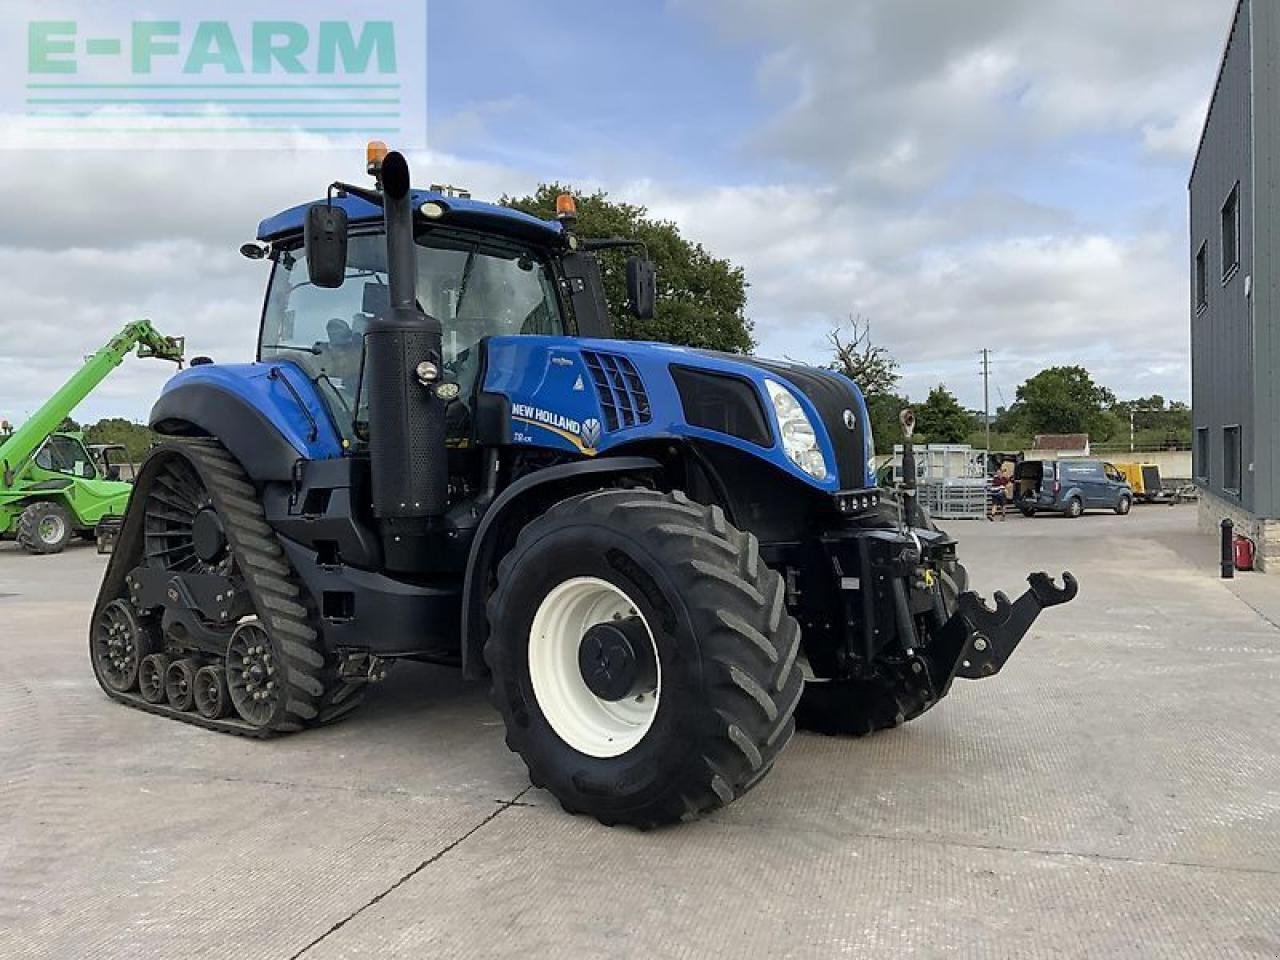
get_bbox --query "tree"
[823,314,905,454]
[58,416,80,432]
[827,314,899,396]
[85,418,154,461]
[503,185,753,352]
[914,384,973,443]
[1013,366,1116,438]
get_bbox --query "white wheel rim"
[528,576,660,758]
[39,514,65,544]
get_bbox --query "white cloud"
[0,0,1232,428]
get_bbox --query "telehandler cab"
[91,144,1076,826]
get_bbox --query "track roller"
[194,665,230,719]
[165,659,200,711]
[139,654,171,704]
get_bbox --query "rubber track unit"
[485,489,805,826]
[90,438,361,737]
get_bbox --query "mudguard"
[150,362,343,483]
[459,455,664,677]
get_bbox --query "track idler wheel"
[139,654,171,704]
[226,621,283,727]
[91,599,157,693]
[193,665,230,720]
[165,659,200,711]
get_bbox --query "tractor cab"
[258,225,568,446]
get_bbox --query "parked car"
[1013,459,1133,518]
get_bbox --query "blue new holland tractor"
[91,146,1076,827]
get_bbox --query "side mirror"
[304,204,349,288]
[625,256,656,320]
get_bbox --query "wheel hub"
[191,508,227,564]
[579,617,656,702]
[527,576,661,758]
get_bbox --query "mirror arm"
[329,181,385,208]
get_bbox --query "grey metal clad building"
[1191,0,1280,567]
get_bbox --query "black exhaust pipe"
[365,151,448,571]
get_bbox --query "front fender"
[150,363,343,483]
[459,456,664,677]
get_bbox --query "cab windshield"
[260,231,564,438]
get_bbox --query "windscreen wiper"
[262,344,321,355]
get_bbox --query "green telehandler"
[0,321,184,555]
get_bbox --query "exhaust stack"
[365,150,448,570]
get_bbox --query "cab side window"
[35,435,96,479]
[1104,463,1124,483]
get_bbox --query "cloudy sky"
[0,0,1234,425]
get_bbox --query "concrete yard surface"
[1,506,1278,959]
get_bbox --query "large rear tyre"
[17,501,72,555]
[795,562,968,737]
[485,489,803,828]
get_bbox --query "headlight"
[765,379,829,480]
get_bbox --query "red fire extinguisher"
[1234,534,1255,572]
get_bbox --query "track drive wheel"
[485,489,804,828]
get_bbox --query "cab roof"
[256,190,566,247]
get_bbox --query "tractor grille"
[582,351,651,431]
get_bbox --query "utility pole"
[980,348,992,460]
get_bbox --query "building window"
[1195,427,1209,481]
[1221,183,1240,281]
[1195,242,1208,311]
[1223,424,1241,495]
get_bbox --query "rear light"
[1053,481,1061,494]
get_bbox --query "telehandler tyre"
[485,489,804,828]
[17,501,72,554]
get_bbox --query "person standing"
[988,466,1011,521]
